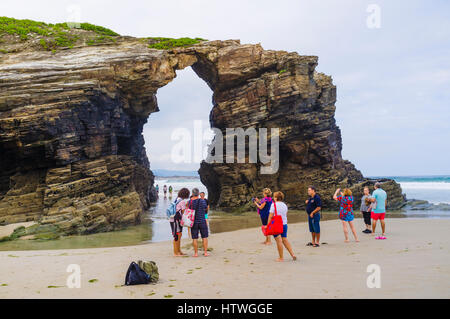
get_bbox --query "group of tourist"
[166,182,388,261]
[155,184,173,198]
[253,182,388,261]
[169,187,210,257]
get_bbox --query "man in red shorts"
[370,182,387,237]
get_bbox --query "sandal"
[313,244,320,247]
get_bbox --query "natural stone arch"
[0,39,404,236]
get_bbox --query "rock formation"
[0,25,405,236]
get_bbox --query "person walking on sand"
[253,188,273,245]
[170,188,190,256]
[370,182,388,238]
[360,186,372,233]
[155,184,159,196]
[169,185,173,197]
[163,185,167,197]
[334,188,359,243]
[305,186,322,247]
[188,188,209,257]
[265,191,297,262]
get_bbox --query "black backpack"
[124,262,150,286]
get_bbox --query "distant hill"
[152,169,199,177]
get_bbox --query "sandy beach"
[0,218,449,299]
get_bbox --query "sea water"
[372,175,450,205]
[0,176,448,251]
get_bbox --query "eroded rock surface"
[0,38,405,236]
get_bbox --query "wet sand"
[0,218,449,298]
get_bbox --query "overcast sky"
[3,0,449,176]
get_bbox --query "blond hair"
[273,191,284,201]
[262,188,272,197]
[343,188,352,196]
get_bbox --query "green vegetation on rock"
[146,37,207,50]
[0,224,60,242]
[0,16,119,52]
[0,17,207,54]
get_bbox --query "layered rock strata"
[0,38,405,236]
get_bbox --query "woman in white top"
[266,191,297,262]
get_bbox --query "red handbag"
[262,201,284,236]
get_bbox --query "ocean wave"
[399,182,450,190]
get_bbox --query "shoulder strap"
[273,201,278,216]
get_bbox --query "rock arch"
[0,39,404,235]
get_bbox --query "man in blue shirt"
[370,182,388,237]
[305,186,322,247]
[189,188,209,257]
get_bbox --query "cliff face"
[0,37,405,235]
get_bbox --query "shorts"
[191,222,209,239]
[170,220,183,241]
[273,224,288,238]
[362,211,372,225]
[371,212,386,220]
[308,213,320,233]
[340,213,354,222]
[260,213,269,226]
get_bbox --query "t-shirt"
[202,198,209,212]
[337,195,354,219]
[269,201,288,225]
[306,194,322,214]
[372,188,387,214]
[189,198,208,224]
[360,195,370,212]
[176,198,186,212]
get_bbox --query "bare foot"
[292,256,297,261]
[193,253,198,257]
[204,252,209,257]
[276,258,284,262]
[355,239,360,242]
[344,239,350,243]
[264,242,272,245]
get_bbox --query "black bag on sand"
[137,260,159,283]
[124,262,150,286]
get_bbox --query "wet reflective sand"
[0,194,447,251]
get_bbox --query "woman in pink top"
[171,187,190,256]
[253,188,273,245]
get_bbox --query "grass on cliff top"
[145,37,208,50]
[0,16,119,52]
[0,17,207,54]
